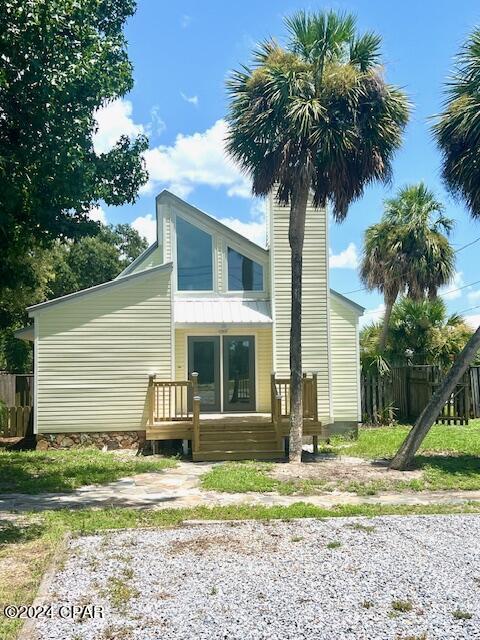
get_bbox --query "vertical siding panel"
[269,194,331,421]
[330,295,360,421]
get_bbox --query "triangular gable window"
[227,247,263,291]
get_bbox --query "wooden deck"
[146,374,328,461]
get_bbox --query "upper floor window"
[227,247,263,291]
[177,216,213,290]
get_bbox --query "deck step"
[200,422,273,433]
[199,440,280,452]
[193,449,284,462]
[200,430,277,442]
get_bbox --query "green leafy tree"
[226,10,409,461]
[391,28,480,469]
[360,183,455,352]
[0,0,148,330]
[1,223,146,371]
[48,224,147,298]
[361,297,474,372]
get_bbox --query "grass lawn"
[2,502,480,640]
[201,422,480,495]
[0,449,177,494]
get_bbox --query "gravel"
[34,515,480,639]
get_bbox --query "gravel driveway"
[32,515,480,639]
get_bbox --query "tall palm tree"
[391,27,480,470]
[360,183,455,352]
[226,10,409,462]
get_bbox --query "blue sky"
[95,0,480,327]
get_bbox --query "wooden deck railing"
[148,373,201,450]
[271,373,321,450]
[271,373,318,421]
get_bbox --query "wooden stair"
[192,416,284,462]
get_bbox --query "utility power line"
[340,234,480,296]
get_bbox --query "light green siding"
[268,194,332,422]
[330,293,361,422]
[34,267,173,433]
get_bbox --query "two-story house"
[19,190,363,460]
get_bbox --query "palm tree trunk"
[288,183,310,463]
[378,298,394,352]
[390,325,480,470]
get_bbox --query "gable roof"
[27,262,173,316]
[330,289,364,315]
[157,190,269,258]
[117,240,159,278]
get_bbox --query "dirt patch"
[168,533,278,556]
[270,456,422,488]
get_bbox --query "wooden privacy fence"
[470,367,480,417]
[362,365,472,425]
[0,406,31,437]
[0,373,33,438]
[0,373,33,407]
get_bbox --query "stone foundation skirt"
[36,431,146,450]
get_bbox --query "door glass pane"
[227,247,263,291]
[193,341,216,407]
[226,338,252,407]
[177,216,213,290]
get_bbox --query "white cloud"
[147,105,166,138]
[87,205,107,225]
[181,14,192,28]
[93,99,145,154]
[359,302,385,330]
[141,119,251,198]
[216,218,266,248]
[465,314,480,330]
[440,271,464,301]
[467,289,480,303]
[250,198,267,221]
[131,214,156,245]
[329,242,358,269]
[180,92,199,106]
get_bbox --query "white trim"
[170,271,175,379]
[219,335,224,411]
[325,203,334,420]
[175,322,271,329]
[33,319,38,434]
[269,194,277,373]
[355,319,362,422]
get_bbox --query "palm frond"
[349,32,382,71]
[433,27,480,218]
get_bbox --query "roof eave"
[330,289,365,315]
[156,190,269,256]
[28,262,173,316]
